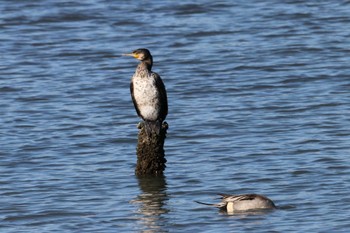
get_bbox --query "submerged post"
[135,122,168,175]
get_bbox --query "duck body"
[196,194,276,213]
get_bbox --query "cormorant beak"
[122,53,139,59]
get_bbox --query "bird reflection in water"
[131,175,169,232]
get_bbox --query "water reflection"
[134,175,169,233]
[221,208,276,217]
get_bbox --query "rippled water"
[1,0,350,232]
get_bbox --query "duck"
[196,193,276,213]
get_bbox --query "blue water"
[1,0,350,232]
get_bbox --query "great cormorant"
[123,48,168,135]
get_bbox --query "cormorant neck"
[140,56,153,71]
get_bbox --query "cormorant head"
[123,48,153,70]
[123,48,152,61]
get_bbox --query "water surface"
[1,1,350,232]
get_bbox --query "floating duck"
[196,194,276,213]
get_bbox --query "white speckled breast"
[132,73,160,121]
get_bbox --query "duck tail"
[218,193,231,198]
[195,201,215,206]
[195,201,224,208]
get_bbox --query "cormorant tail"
[144,120,162,135]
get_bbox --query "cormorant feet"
[137,121,144,129]
[162,121,169,130]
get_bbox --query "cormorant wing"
[152,72,168,121]
[130,81,142,118]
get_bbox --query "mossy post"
[135,122,168,175]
